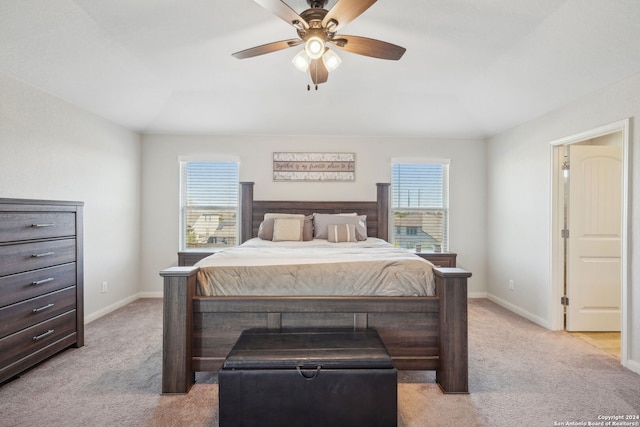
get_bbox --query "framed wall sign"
[273,152,356,181]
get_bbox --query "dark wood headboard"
[240,182,390,243]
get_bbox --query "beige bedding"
[195,238,435,297]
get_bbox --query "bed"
[160,182,471,394]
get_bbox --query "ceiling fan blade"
[254,0,309,29]
[232,39,302,59]
[322,0,377,31]
[310,59,329,84]
[330,35,405,60]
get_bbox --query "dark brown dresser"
[0,198,84,384]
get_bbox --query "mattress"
[195,238,435,297]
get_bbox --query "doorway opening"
[550,119,630,365]
[569,331,621,358]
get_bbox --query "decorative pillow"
[257,219,275,240]
[302,215,314,241]
[327,223,357,243]
[259,213,313,241]
[313,213,367,241]
[272,218,304,241]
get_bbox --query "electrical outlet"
[101,281,108,293]
[508,280,514,291]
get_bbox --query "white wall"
[140,134,487,296]
[3,58,636,370]
[486,72,640,371]
[7,62,636,369]
[0,73,142,320]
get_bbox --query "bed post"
[376,183,389,241]
[434,267,472,393]
[160,266,198,394]
[240,182,254,243]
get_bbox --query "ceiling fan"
[232,0,406,89]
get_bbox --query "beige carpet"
[0,298,638,427]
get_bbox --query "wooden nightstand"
[414,252,457,268]
[178,249,225,266]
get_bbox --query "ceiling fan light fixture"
[322,49,341,72]
[233,0,407,86]
[333,38,347,48]
[325,19,338,33]
[292,50,311,72]
[305,36,325,59]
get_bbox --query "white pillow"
[272,217,304,241]
[263,213,312,241]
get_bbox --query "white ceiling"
[2,0,640,138]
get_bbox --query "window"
[391,161,449,251]
[180,161,239,250]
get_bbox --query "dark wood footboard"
[160,266,471,395]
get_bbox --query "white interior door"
[567,145,622,331]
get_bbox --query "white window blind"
[391,162,449,251]
[179,161,239,250]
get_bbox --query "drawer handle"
[31,223,55,228]
[33,303,55,313]
[33,329,54,341]
[32,252,55,258]
[296,365,321,381]
[32,277,55,286]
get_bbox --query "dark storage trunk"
[219,329,397,427]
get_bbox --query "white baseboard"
[623,358,640,376]
[486,293,551,329]
[468,292,487,299]
[84,294,139,324]
[138,291,163,298]
[84,292,162,324]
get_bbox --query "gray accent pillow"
[313,213,367,240]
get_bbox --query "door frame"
[549,119,630,364]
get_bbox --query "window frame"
[179,160,240,251]
[390,159,450,252]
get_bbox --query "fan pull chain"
[306,61,319,91]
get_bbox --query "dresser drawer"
[0,239,76,277]
[0,212,76,243]
[0,263,77,308]
[0,310,77,369]
[0,287,77,337]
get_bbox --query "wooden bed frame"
[160,182,471,394]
